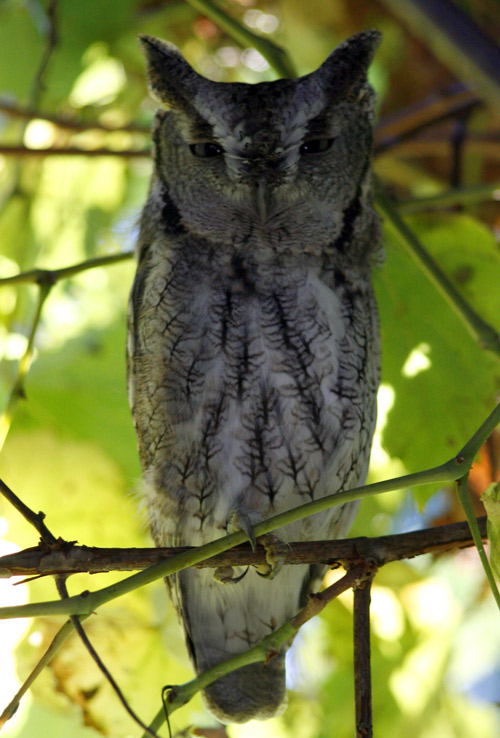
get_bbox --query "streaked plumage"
[128,32,382,723]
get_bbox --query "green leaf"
[375,213,500,499]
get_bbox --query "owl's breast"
[129,244,379,543]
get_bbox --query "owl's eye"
[190,142,224,158]
[299,138,334,155]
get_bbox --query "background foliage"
[1,1,500,737]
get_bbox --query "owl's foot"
[255,534,289,579]
[226,513,288,578]
[214,566,249,585]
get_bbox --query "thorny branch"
[0,517,487,578]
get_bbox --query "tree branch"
[0,518,487,578]
[0,251,133,287]
[0,145,149,158]
[55,578,161,738]
[354,576,374,738]
[0,99,150,134]
[0,618,78,728]
[29,0,59,107]
[374,82,481,154]
[0,478,57,544]
[1,398,499,620]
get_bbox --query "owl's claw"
[256,534,290,579]
[229,511,257,550]
[214,566,249,584]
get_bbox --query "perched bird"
[127,31,382,723]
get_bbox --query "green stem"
[143,569,359,736]
[184,0,296,77]
[458,402,500,466]
[398,182,500,214]
[376,181,500,357]
[0,618,78,727]
[456,474,500,610]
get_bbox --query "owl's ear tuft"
[304,31,381,106]
[139,34,203,109]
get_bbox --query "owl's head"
[140,32,381,263]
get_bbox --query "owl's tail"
[173,565,301,723]
[202,656,287,723]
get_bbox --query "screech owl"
[127,31,382,724]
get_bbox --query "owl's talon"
[255,534,289,579]
[214,566,249,584]
[229,511,257,551]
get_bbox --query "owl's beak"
[253,179,269,223]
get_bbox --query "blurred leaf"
[11,318,140,481]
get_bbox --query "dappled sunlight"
[370,585,405,641]
[369,383,406,483]
[23,120,57,150]
[70,56,126,108]
[402,342,432,378]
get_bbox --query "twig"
[29,0,59,107]
[0,251,133,287]
[376,135,500,160]
[374,83,480,154]
[0,518,487,578]
[0,478,56,544]
[0,145,149,158]
[354,575,374,738]
[0,618,77,728]
[0,253,133,451]
[184,0,296,77]
[375,182,500,357]
[55,578,161,738]
[1,400,499,621]
[457,474,500,609]
[0,99,150,134]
